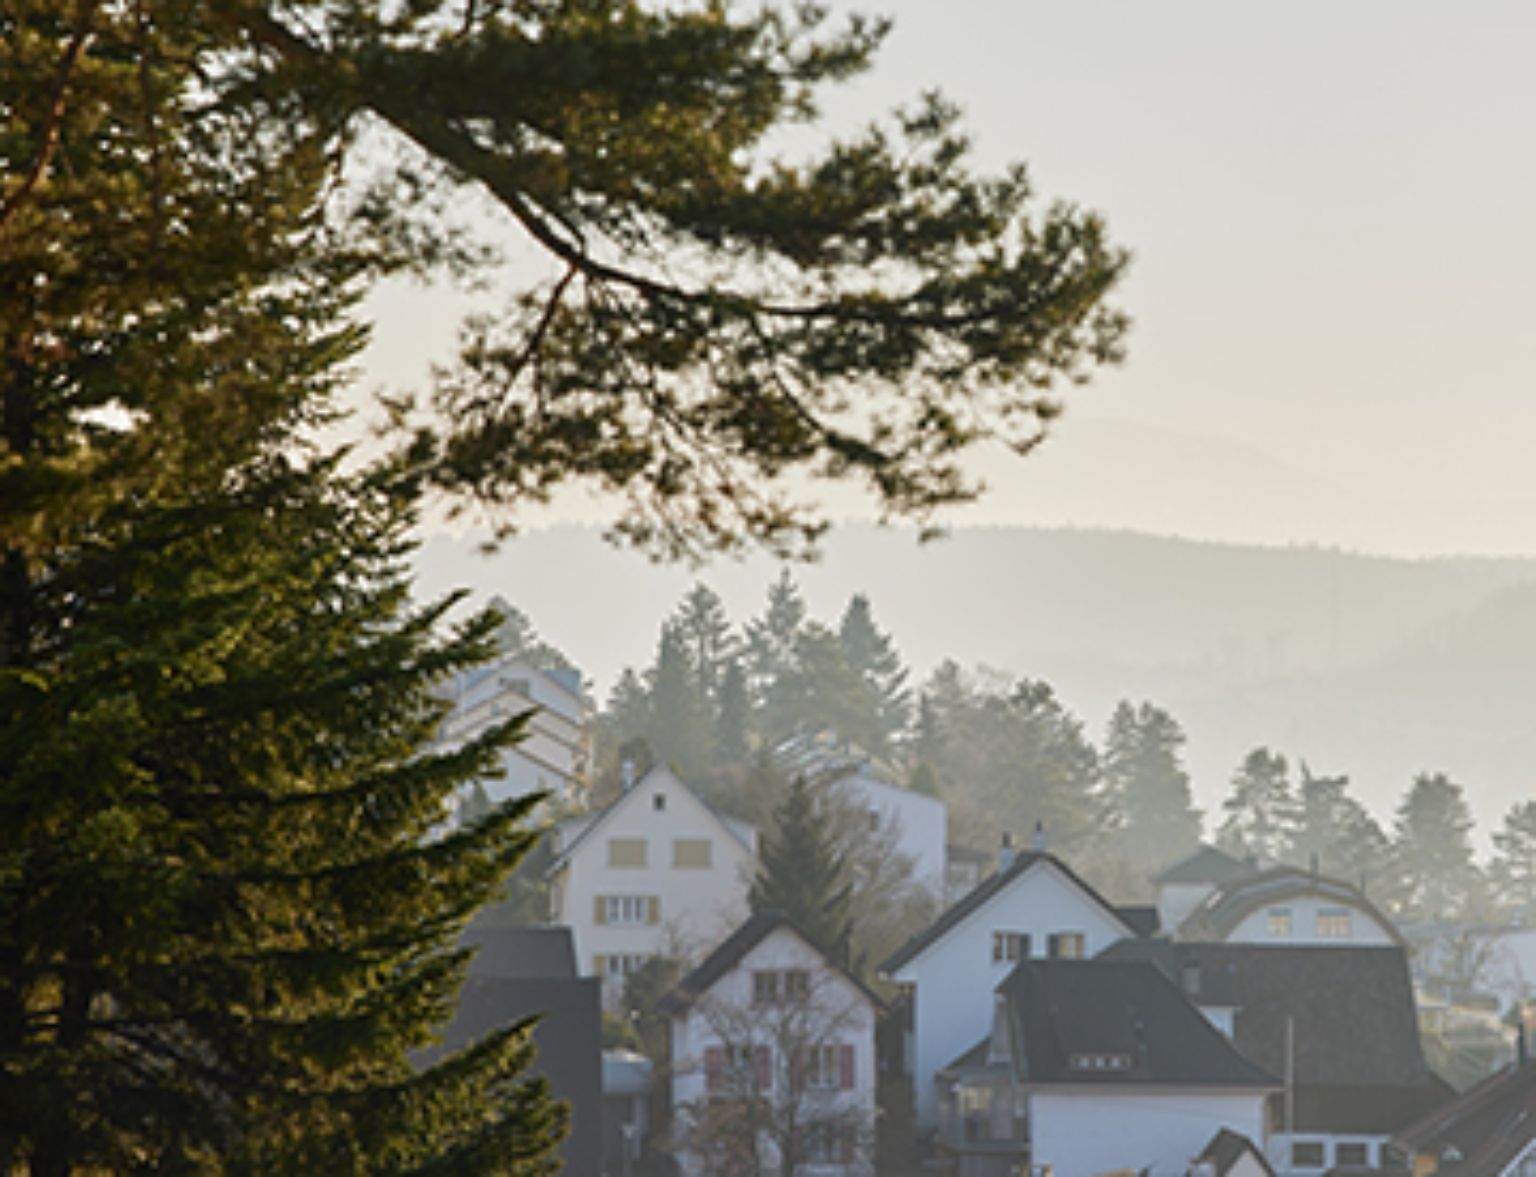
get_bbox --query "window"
[1268,907,1293,937]
[1334,1143,1369,1166]
[653,793,666,811]
[596,953,648,982]
[598,895,656,926]
[868,809,881,832]
[806,1043,839,1089]
[1291,1141,1326,1168]
[608,837,647,868]
[1067,1052,1132,1073]
[673,838,712,868]
[992,931,1029,964]
[753,969,811,1005]
[1317,907,1352,939]
[1048,932,1085,960]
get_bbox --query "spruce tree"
[1216,747,1298,864]
[838,594,912,745]
[1395,772,1480,922]
[1491,801,1536,925]
[1101,701,1202,876]
[749,775,852,963]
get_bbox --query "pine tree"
[645,621,713,777]
[671,583,739,707]
[838,594,912,745]
[1216,747,1298,864]
[1101,701,1203,877]
[749,775,852,963]
[1490,801,1536,925]
[1395,772,1480,923]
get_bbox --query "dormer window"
[1268,907,1292,937]
[1317,907,1352,939]
[1068,1052,1132,1072]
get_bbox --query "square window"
[1317,908,1352,938]
[784,970,810,1002]
[1049,932,1085,960]
[1268,907,1293,937]
[673,838,712,868]
[608,838,647,868]
[992,931,1028,964]
[1291,1141,1326,1168]
[1335,1143,1369,1166]
[753,971,780,1005]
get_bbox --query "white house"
[438,654,591,811]
[1175,866,1401,948]
[880,841,1140,1131]
[1153,845,1260,933]
[659,912,882,1177]
[933,959,1277,1177]
[826,763,947,900]
[547,766,757,996]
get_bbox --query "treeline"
[575,575,1536,927]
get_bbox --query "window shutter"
[839,1043,855,1090]
[755,1044,772,1092]
[594,896,607,925]
[593,953,607,977]
[647,896,660,925]
[1047,933,1061,958]
[705,1046,724,1094]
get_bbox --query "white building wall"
[1224,896,1395,946]
[1159,881,1219,933]
[1031,1090,1269,1177]
[834,766,947,898]
[1267,1132,1390,1176]
[671,927,878,1177]
[552,768,757,994]
[891,862,1131,1130]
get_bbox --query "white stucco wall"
[1267,1132,1390,1175]
[671,926,878,1177]
[890,860,1132,1129]
[1159,881,1218,933]
[1224,895,1395,946]
[834,766,947,897]
[1031,1090,1269,1177]
[552,768,757,991]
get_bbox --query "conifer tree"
[1491,801,1536,925]
[1101,701,1202,876]
[838,593,912,745]
[1395,772,1480,923]
[749,774,852,963]
[1216,747,1298,864]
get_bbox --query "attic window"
[653,793,666,812]
[1067,1052,1131,1073]
[1268,907,1293,937]
[1317,907,1352,939]
[992,932,1029,964]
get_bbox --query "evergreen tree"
[838,594,912,744]
[1490,800,1536,924]
[1101,701,1203,877]
[645,621,713,777]
[1281,765,1398,898]
[715,659,753,764]
[749,775,852,963]
[1395,772,1480,923]
[1216,747,1298,864]
[487,596,575,673]
[746,572,809,726]
[671,583,739,706]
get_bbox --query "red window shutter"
[839,1043,855,1090]
[705,1046,724,1094]
[755,1044,772,1092]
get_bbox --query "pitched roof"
[545,764,755,877]
[656,911,885,1018]
[460,926,576,980]
[1198,1128,1277,1177]
[1153,844,1258,887]
[1099,940,1446,1131]
[880,852,1134,975]
[1175,866,1404,945]
[1392,1057,1536,1176]
[1115,904,1161,937]
[995,959,1278,1089]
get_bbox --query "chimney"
[1031,820,1047,853]
[621,758,636,792]
[997,832,1016,874]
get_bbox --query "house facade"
[660,913,882,1177]
[881,846,1139,1131]
[1175,866,1401,948]
[548,766,758,996]
[933,959,1277,1177]
[828,763,948,901]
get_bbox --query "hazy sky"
[365,0,1536,558]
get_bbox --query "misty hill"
[411,524,1536,838]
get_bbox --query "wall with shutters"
[670,924,878,1176]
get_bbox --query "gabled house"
[1387,1052,1536,1177]
[1191,1128,1277,1177]
[933,959,1278,1177]
[880,842,1141,1131]
[1154,844,1259,933]
[659,912,882,1177]
[1176,867,1402,948]
[1101,940,1451,1174]
[547,765,758,996]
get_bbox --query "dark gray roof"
[1176,867,1404,946]
[657,911,884,1017]
[1153,844,1257,886]
[996,959,1278,1089]
[1115,905,1161,937]
[462,926,577,980]
[1199,1128,1276,1177]
[881,852,1134,975]
[1392,1058,1536,1176]
[417,973,603,1176]
[1100,940,1446,1132]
